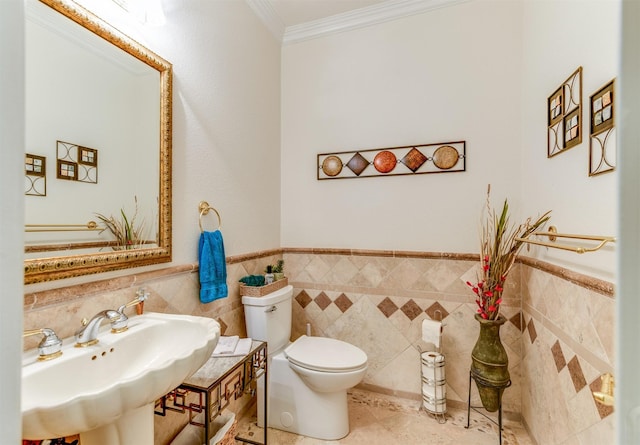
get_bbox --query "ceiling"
[247,0,467,45]
[267,0,389,27]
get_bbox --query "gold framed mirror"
[24,0,172,284]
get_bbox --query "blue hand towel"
[198,230,228,303]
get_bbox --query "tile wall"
[519,259,614,444]
[283,250,615,445]
[23,250,282,445]
[23,248,614,445]
[283,249,525,414]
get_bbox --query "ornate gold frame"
[25,0,172,284]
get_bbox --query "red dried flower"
[467,187,551,321]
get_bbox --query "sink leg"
[79,403,154,445]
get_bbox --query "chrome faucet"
[75,310,121,347]
[23,328,63,361]
[111,288,150,333]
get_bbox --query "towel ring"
[198,201,222,232]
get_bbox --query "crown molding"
[282,0,471,45]
[245,0,286,42]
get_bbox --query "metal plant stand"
[466,370,511,445]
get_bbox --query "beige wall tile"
[24,249,613,444]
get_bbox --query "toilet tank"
[242,285,292,352]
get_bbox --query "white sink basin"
[22,312,220,443]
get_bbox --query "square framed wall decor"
[547,67,582,157]
[589,79,616,176]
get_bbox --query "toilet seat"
[284,335,367,372]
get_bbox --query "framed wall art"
[317,141,466,180]
[548,67,582,157]
[25,153,46,196]
[589,79,616,176]
[56,140,98,183]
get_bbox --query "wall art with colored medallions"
[317,141,465,180]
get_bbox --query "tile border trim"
[518,256,614,297]
[24,248,613,309]
[283,248,614,297]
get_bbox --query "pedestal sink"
[22,312,220,444]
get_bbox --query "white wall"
[520,0,620,281]
[281,0,525,253]
[158,0,281,260]
[281,0,619,281]
[1,0,25,441]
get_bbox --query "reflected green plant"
[95,196,149,250]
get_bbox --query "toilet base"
[260,352,350,440]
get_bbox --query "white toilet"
[242,285,368,440]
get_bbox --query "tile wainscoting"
[283,249,614,445]
[519,259,614,444]
[22,248,614,445]
[283,249,526,416]
[23,249,283,445]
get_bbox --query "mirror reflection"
[24,0,172,284]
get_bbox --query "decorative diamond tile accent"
[377,297,398,318]
[527,318,537,343]
[295,290,312,309]
[346,152,369,176]
[314,292,332,310]
[425,302,449,320]
[334,293,353,313]
[551,340,566,372]
[567,356,587,393]
[400,299,422,321]
[590,377,615,419]
[401,147,428,172]
[509,312,523,332]
[218,318,228,335]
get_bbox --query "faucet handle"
[112,289,149,333]
[122,288,149,309]
[136,287,149,300]
[24,328,63,361]
[129,288,148,315]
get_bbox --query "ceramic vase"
[470,313,510,412]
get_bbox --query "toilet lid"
[284,335,367,372]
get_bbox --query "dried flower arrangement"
[467,187,551,320]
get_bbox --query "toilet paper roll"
[422,382,446,399]
[421,351,447,414]
[422,394,447,414]
[422,318,443,349]
[422,351,446,398]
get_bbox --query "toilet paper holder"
[418,310,446,423]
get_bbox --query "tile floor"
[236,389,534,445]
